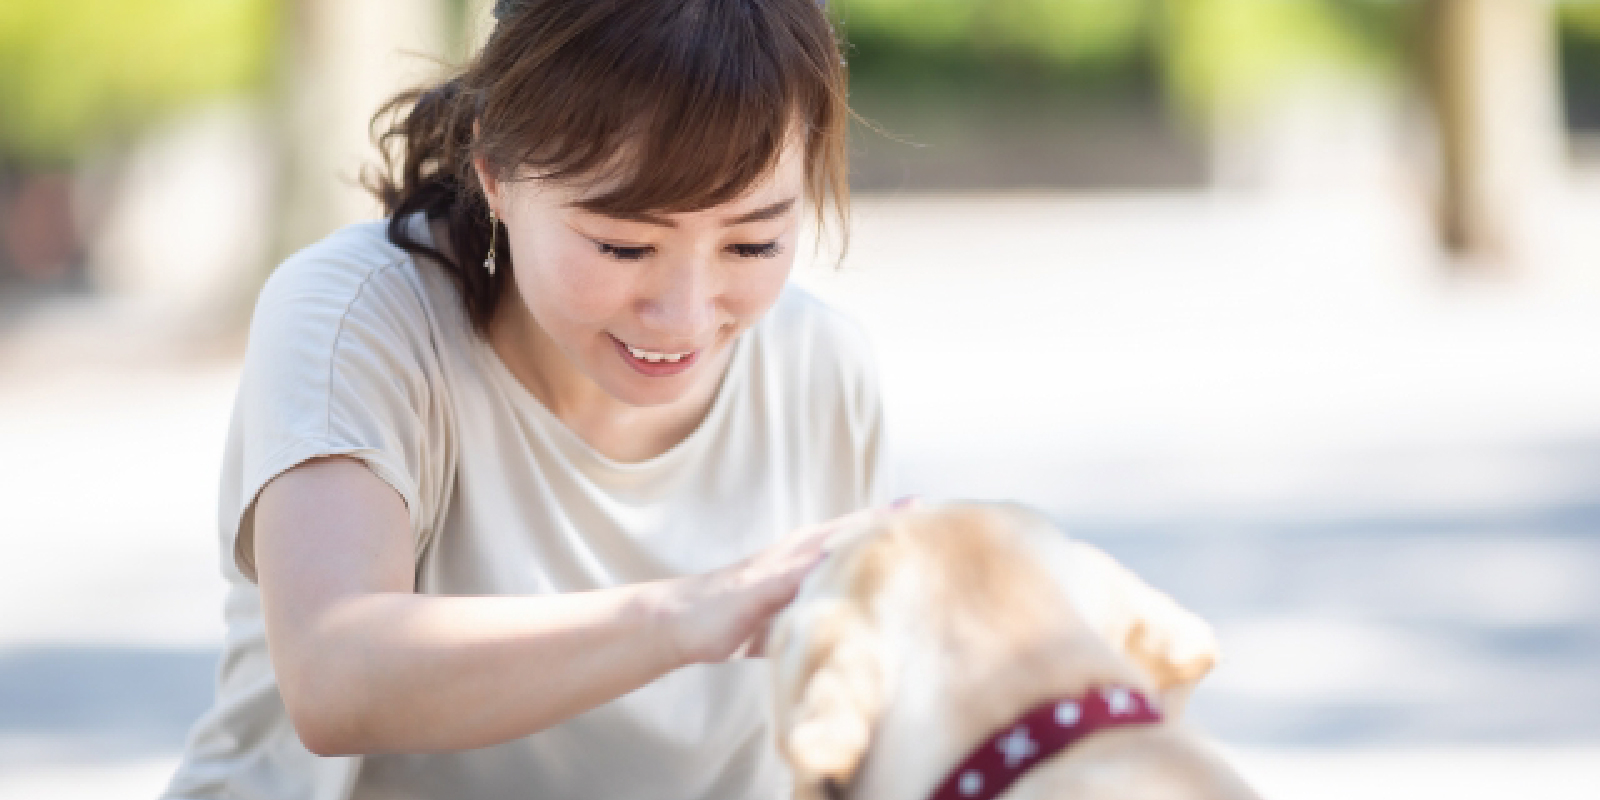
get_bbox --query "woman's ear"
[469,116,504,215]
[471,154,501,217]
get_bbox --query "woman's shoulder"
[763,284,871,348]
[749,285,889,506]
[260,219,425,307]
[252,218,458,350]
[755,283,879,394]
[237,219,475,425]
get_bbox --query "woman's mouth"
[610,334,699,377]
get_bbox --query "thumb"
[759,543,828,604]
[742,620,773,659]
[742,546,826,638]
[742,548,825,658]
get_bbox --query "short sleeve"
[779,288,896,514]
[221,228,453,583]
[836,313,895,510]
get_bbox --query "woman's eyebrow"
[577,198,797,229]
[723,198,796,226]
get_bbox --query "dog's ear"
[1120,611,1217,716]
[771,602,887,800]
[1061,542,1219,717]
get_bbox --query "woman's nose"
[636,257,717,338]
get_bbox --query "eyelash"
[596,242,784,262]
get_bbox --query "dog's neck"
[850,625,1157,800]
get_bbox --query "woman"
[162,1,891,798]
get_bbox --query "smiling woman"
[160,2,891,800]
[369,0,849,333]
[474,139,806,442]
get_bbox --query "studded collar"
[925,685,1163,800]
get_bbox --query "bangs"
[474,0,844,216]
[371,0,851,333]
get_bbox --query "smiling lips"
[610,334,700,377]
[624,343,691,363]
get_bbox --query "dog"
[767,501,1261,800]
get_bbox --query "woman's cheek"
[729,256,794,320]
[544,246,633,323]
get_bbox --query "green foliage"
[835,0,1158,92]
[980,0,1152,66]
[834,0,1405,114]
[1561,0,1600,128]
[1565,0,1600,37]
[1162,0,1401,116]
[0,0,277,163]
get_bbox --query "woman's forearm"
[281,583,682,755]
[254,458,848,756]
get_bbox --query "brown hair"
[366,0,851,334]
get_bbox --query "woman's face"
[479,142,805,409]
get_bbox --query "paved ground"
[3,193,1598,797]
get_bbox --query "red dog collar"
[927,685,1163,800]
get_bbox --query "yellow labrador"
[767,502,1261,800]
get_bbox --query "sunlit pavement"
[3,193,1599,797]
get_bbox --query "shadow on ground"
[1,511,1597,763]
[0,645,217,765]
[1081,515,1600,746]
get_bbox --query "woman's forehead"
[527,136,808,220]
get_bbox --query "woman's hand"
[650,508,886,666]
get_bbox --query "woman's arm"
[255,456,830,756]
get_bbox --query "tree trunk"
[275,0,453,256]
[1422,0,1566,273]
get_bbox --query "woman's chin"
[611,381,688,408]
[591,361,700,408]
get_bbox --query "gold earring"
[484,212,498,277]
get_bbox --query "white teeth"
[625,343,690,363]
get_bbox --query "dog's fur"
[767,502,1261,800]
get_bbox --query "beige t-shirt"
[163,217,891,800]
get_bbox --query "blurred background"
[2,0,1599,797]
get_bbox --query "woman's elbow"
[278,659,371,756]
[295,719,355,758]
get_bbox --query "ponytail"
[366,76,505,333]
[365,0,851,336]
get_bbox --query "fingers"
[812,505,893,552]
[779,498,919,555]
[766,504,903,592]
[742,621,772,659]
[770,499,924,592]
[736,535,834,660]
[737,502,920,660]
[762,541,829,600]
[771,516,855,566]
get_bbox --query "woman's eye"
[730,241,783,259]
[595,241,782,260]
[597,242,654,261]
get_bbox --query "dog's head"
[766,502,1219,799]
[765,509,897,799]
